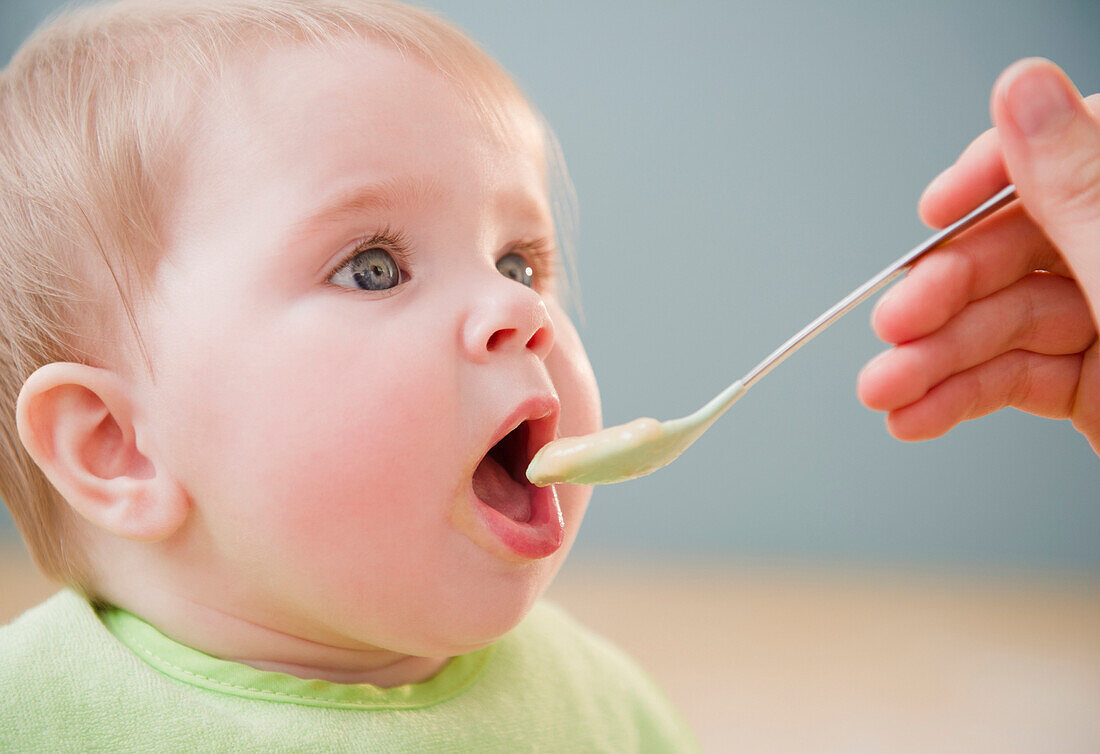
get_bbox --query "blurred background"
[2,1,1099,751]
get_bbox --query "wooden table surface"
[4,547,1099,753]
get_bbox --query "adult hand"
[858,58,1100,455]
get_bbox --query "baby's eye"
[332,246,403,291]
[496,252,534,288]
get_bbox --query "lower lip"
[465,482,564,561]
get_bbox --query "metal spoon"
[527,184,1019,486]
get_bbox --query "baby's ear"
[15,362,188,542]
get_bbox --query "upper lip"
[483,394,560,477]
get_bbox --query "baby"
[0,0,698,750]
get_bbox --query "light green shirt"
[1,590,700,752]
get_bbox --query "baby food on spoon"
[526,380,747,486]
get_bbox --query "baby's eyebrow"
[289,176,442,243]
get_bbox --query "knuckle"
[1047,148,1100,223]
[958,247,981,302]
[1013,282,1042,345]
[962,369,986,420]
[1007,352,1034,408]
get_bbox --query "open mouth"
[462,397,563,562]
[472,419,537,523]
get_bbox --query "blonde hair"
[0,0,577,594]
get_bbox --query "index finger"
[918,93,1100,229]
[873,202,1067,344]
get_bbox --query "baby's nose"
[461,278,555,364]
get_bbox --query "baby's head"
[0,0,600,663]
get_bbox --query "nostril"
[526,327,551,355]
[486,329,516,352]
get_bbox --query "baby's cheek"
[297,361,458,482]
[229,340,459,520]
[250,360,463,577]
[546,304,601,438]
[541,305,598,554]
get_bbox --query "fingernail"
[1004,61,1076,138]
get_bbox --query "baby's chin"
[373,608,531,661]
[372,552,568,659]
[426,500,588,650]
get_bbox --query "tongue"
[472,454,532,523]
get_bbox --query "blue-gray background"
[2,0,1098,572]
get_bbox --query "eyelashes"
[330,226,414,279]
[506,237,558,290]
[328,228,558,293]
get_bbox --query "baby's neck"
[100,581,448,687]
[224,650,448,687]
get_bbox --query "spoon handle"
[740,183,1019,391]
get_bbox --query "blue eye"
[345,247,402,291]
[496,252,534,287]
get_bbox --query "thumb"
[992,58,1100,305]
